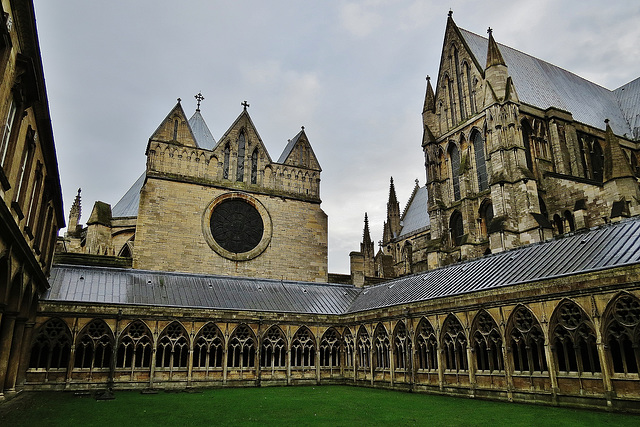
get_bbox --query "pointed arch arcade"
[603,293,640,375]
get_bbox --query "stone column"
[437,346,445,391]
[467,344,476,396]
[149,324,158,388]
[544,339,559,403]
[4,318,26,393]
[315,331,320,385]
[0,313,17,398]
[593,317,614,404]
[15,321,35,389]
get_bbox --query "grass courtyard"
[1,385,639,426]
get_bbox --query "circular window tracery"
[202,192,272,261]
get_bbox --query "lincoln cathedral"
[2,2,640,413]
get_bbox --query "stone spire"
[361,213,374,259]
[423,75,435,114]
[604,119,635,181]
[67,188,82,236]
[485,27,506,68]
[385,177,401,240]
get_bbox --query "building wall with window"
[0,0,64,400]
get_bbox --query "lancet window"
[472,311,504,373]
[393,321,411,370]
[357,326,371,369]
[0,98,17,168]
[74,319,113,369]
[29,318,72,370]
[228,324,255,368]
[473,130,488,191]
[236,131,245,182]
[479,201,494,238]
[320,328,341,368]
[416,318,438,371]
[453,47,466,120]
[344,328,355,367]
[521,119,534,172]
[464,62,475,114]
[223,143,230,179]
[449,143,461,201]
[251,149,258,184]
[261,326,286,368]
[551,300,600,375]
[508,306,547,373]
[291,327,316,368]
[156,322,189,369]
[442,315,468,372]
[450,210,464,246]
[193,323,224,369]
[116,320,152,369]
[373,324,390,369]
[604,294,640,375]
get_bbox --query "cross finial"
[426,75,430,81]
[195,92,204,111]
[301,125,305,131]
[448,9,453,18]
[177,97,181,103]
[487,27,493,36]
[242,100,250,110]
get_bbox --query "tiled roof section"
[111,173,145,218]
[614,76,640,140]
[277,130,303,163]
[346,217,640,313]
[459,28,634,136]
[188,110,216,150]
[45,266,359,315]
[399,185,429,238]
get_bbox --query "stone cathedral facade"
[2,6,640,414]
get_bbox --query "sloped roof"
[111,173,145,218]
[46,266,359,315]
[614,76,640,140]
[188,110,216,150]
[46,217,640,315]
[398,184,429,238]
[459,28,635,137]
[346,217,640,313]
[277,130,303,163]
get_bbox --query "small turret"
[386,177,401,240]
[361,213,374,259]
[66,188,82,237]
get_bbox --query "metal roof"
[614,76,640,140]
[398,185,429,238]
[188,110,217,150]
[111,173,145,218]
[277,130,303,164]
[45,266,359,315]
[346,217,640,313]
[45,217,640,315]
[459,28,635,137]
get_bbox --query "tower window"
[236,132,246,182]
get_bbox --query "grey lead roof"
[188,110,217,150]
[46,217,640,315]
[111,173,145,218]
[459,28,637,138]
[398,185,429,238]
[277,129,303,163]
[614,77,640,140]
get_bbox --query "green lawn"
[1,386,638,426]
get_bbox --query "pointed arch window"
[261,326,286,368]
[116,320,152,369]
[344,328,355,367]
[14,126,36,210]
[357,327,371,369]
[553,214,564,234]
[291,327,316,368]
[453,47,466,120]
[193,323,224,369]
[74,319,113,369]
[564,210,575,232]
[604,294,640,375]
[442,315,468,372]
[373,324,390,369]
[479,201,494,238]
[551,300,600,375]
[29,318,72,370]
[591,140,604,183]
[509,306,547,374]
[472,311,504,373]
[173,119,179,141]
[223,143,230,179]
[251,149,258,184]
[521,119,534,172]
[156,322,189,369]
[236,132,246,182]
[449,143,461,201]
[416,318,438,371]
[320,328,341,369]
[473,131,488,191]
[228,324,255,368]
[464,62,475,114]
[450,210,464,246]
[393,322,410,371]
[0,98,17,168]
[447,76,457,125]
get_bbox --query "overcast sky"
[32,0,640,274]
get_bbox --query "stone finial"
[242,100,250,110]
[195,92,204,111]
